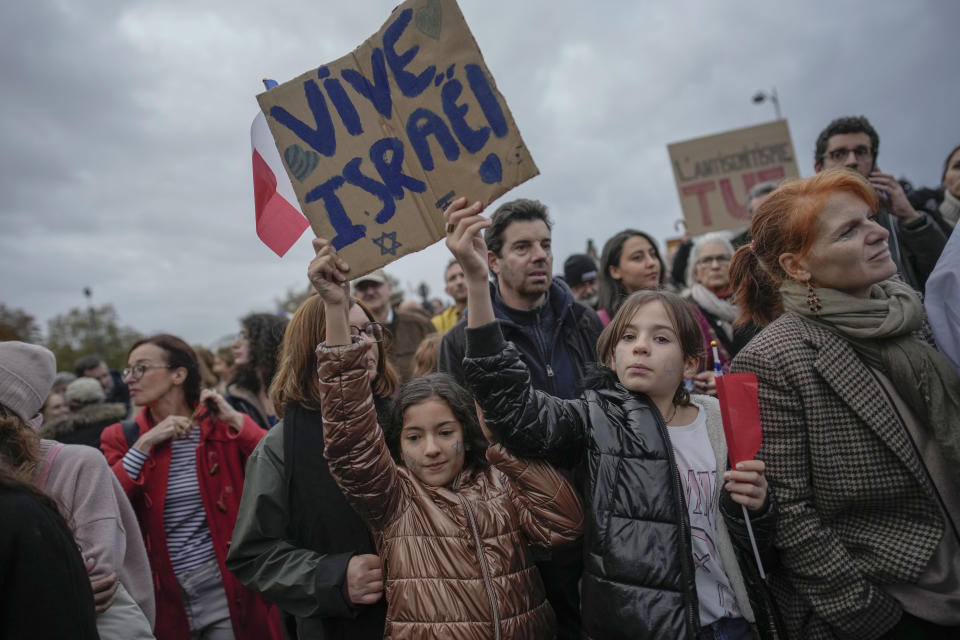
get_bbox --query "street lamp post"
[752,88,782,120]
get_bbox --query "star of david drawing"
[372,231,402,256]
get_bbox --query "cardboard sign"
[667,120,799,236]
[715,373,763,466]
[257,0,538,275]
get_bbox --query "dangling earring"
[806,281,822,315]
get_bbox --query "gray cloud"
[1,0,957,348]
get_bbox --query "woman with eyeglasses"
[684,232,758,360]
[100,334,281,640]
[227,278,398,640]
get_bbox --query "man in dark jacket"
[438,198,602,398]
[438,198,602,640]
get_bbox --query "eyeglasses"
[696,255,731,267]
[122,363,175,381]
[826,145,872,162]
[349,322,384,342]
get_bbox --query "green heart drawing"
[283,144,319,182]
[415,0,442,40]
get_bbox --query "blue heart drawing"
[283,144,319,182]
[478,153,502,184]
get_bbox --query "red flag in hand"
[715,372,762,466]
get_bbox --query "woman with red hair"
[729,169,960,638]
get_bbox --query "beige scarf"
[940,189,960,229]
[781,278,960,481]
[689,284,737,341]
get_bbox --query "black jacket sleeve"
[436,321,468,386]
[0,489,100,640]
[898,213,948,291]
[462,321,589,469]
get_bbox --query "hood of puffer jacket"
[40,403,127,439]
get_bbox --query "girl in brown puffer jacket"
[308,238,584,640]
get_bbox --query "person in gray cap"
[353,269,435,382]
[0,341,155,638]
[40,376,127,449]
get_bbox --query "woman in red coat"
[101,334,280,640]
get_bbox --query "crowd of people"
[1,114,958,640]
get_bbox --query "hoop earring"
[806,281,822,316]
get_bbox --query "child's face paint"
[610,301,694,403]
[399,398,467,487]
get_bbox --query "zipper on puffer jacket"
[654,408,700,637]
[459,495,501,640]
[534,309,558,395]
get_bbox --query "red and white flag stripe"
[250,110,309,257]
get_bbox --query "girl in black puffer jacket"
[444,197,781,640]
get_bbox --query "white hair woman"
[685,232,758,358]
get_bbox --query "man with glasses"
[75,354,132,417]
[814,115,946,291]
[352,269,434,382]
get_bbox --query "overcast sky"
[2,0,957,347]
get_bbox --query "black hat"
[563,254,598,286]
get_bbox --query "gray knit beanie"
[66,376,106,406]
[0,341,57,429]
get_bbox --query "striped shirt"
[122,426,217,575]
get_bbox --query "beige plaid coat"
[731,312,945,639]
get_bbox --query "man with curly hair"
[226,313,288,429]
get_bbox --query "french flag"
[250,78,310,256]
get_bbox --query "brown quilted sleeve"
[318,340,406,531]
[487,444,583,548]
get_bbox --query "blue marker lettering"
[323,77,363,136]
[370,137,427,199]
[406,108,459,172]
[383,9,436,98]
[342,157,396,224]
[270,78,337,156]
[341,48,393,119]
[441,79,490,154]
[465,64,508,138]
[304,175,365,249]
